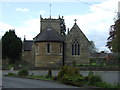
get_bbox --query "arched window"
[72,44,74,55]
[60,44,62,54]
[78,44,80,55]
[75,43,77,55]
[47,43,50,53]
[71,39,80,55]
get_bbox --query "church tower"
[32,15,66,66]
[40,15,66,36]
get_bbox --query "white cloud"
[16,8,29,12]
[39,10,46,14]
[15,18,40,40]
[99,46,110,52]
[1,0,119,52]
[0,18,40,40]
[64,0,118,52]
[0,23,15,38]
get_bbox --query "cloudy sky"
[0,0,119,52]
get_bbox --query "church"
[22,15,90,66]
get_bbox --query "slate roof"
[23,40,33,51]
[34,27,64,42]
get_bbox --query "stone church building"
[22,15,90,66]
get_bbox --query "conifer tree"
[2,29,22,63]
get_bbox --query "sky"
[0,0,119,52]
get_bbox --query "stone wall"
[65,23,90,65]
[40,18,61,34]
[31,45,35,65]
[34,42,63,66]
[22,51,31,64]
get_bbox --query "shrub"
[85,71,102,85]
[7,72,16,76]
[60,74,85,86]
[30,72,34,76]
[52,76,58,81]
[48,69,52,77]
[57,66,68,79]
[61,74,72,84]
[58,66,79,79]
[18,68,29,76]
[57,66,85,86]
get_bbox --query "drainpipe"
[62,42,65,66]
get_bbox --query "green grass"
[76,63,119,67]
[7,73,53,80]
[7,72,17,76]
[89,82,120,88]
[26,75,53,80]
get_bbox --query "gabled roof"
[23,40,33,51]
[67,22,90,43]
[34,27,64,42]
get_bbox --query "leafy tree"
[89,40,98,53]
[106,19,120,52]
[2,29,22,63]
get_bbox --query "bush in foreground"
[48,69,52,77]
[58,66,79,79]
[85,71,102,85]
[18,68,29,76]
[57,66,85,86]
[7,72,16,76]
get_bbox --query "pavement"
[2,76,81,88]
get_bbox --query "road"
[2,76,82,88]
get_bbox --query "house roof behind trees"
[23,40,33,51]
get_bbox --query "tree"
[89,40,98,53]
[2,30,22,63]
[106,19,120,52]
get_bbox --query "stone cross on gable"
[74,19,77,23]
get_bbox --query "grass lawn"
[26,75,53,80]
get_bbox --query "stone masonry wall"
[40,19,61,34]
[65,23,90,65]
[34,42,63,66]
[22,51,34,65]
